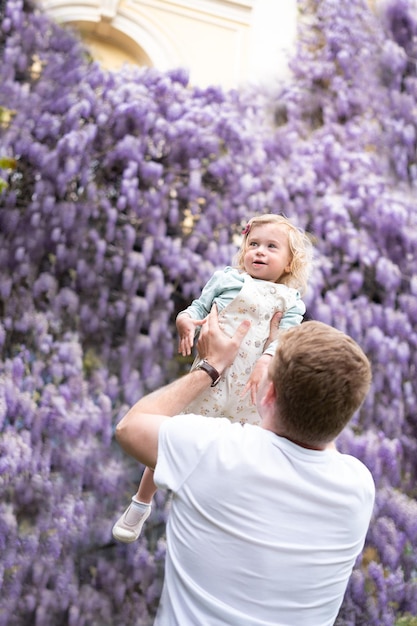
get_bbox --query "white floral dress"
[183,274,299,425]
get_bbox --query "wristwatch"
[195,359,221,387]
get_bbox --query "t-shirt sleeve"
[154,413,232,493]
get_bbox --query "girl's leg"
[135,466,157,503]
[112,467,156,543]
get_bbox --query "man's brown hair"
[270,321,372,446]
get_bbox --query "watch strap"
[195,359,221,387]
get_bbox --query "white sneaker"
[112,500,151,543]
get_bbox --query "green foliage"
[395,616,417,626]
[0,152,16,192]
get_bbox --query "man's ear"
[260,380,276,410]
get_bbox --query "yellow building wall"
[39,0,297,89]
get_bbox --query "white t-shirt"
[153,415,375,626]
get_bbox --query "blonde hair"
[235,214,313,294]
[271,321,372,446]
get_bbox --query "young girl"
[112,214,313,542]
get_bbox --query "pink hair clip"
[242,223,251,235]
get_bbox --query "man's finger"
[266,311,283,344]
[233,319,251,343]
[271,311,283,327]
[208,304,219,324]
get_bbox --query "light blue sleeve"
[178,267,242,320]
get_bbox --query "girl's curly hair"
[235,214,313,295]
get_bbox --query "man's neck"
[262,421,327,451]
[280,435,326,451]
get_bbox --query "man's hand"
[264,310,284,350]
[242,310,284,404]
[242,354,272,405]
[197,305,251,375]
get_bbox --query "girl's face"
[243,223,292,283]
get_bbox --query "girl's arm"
[179,270,226,320]
[176,269,239,355]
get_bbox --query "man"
[116,307,375,626]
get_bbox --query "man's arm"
[115,306,251,469]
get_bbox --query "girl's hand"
[176,315,206,356]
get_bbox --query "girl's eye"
[249,241,258,247]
